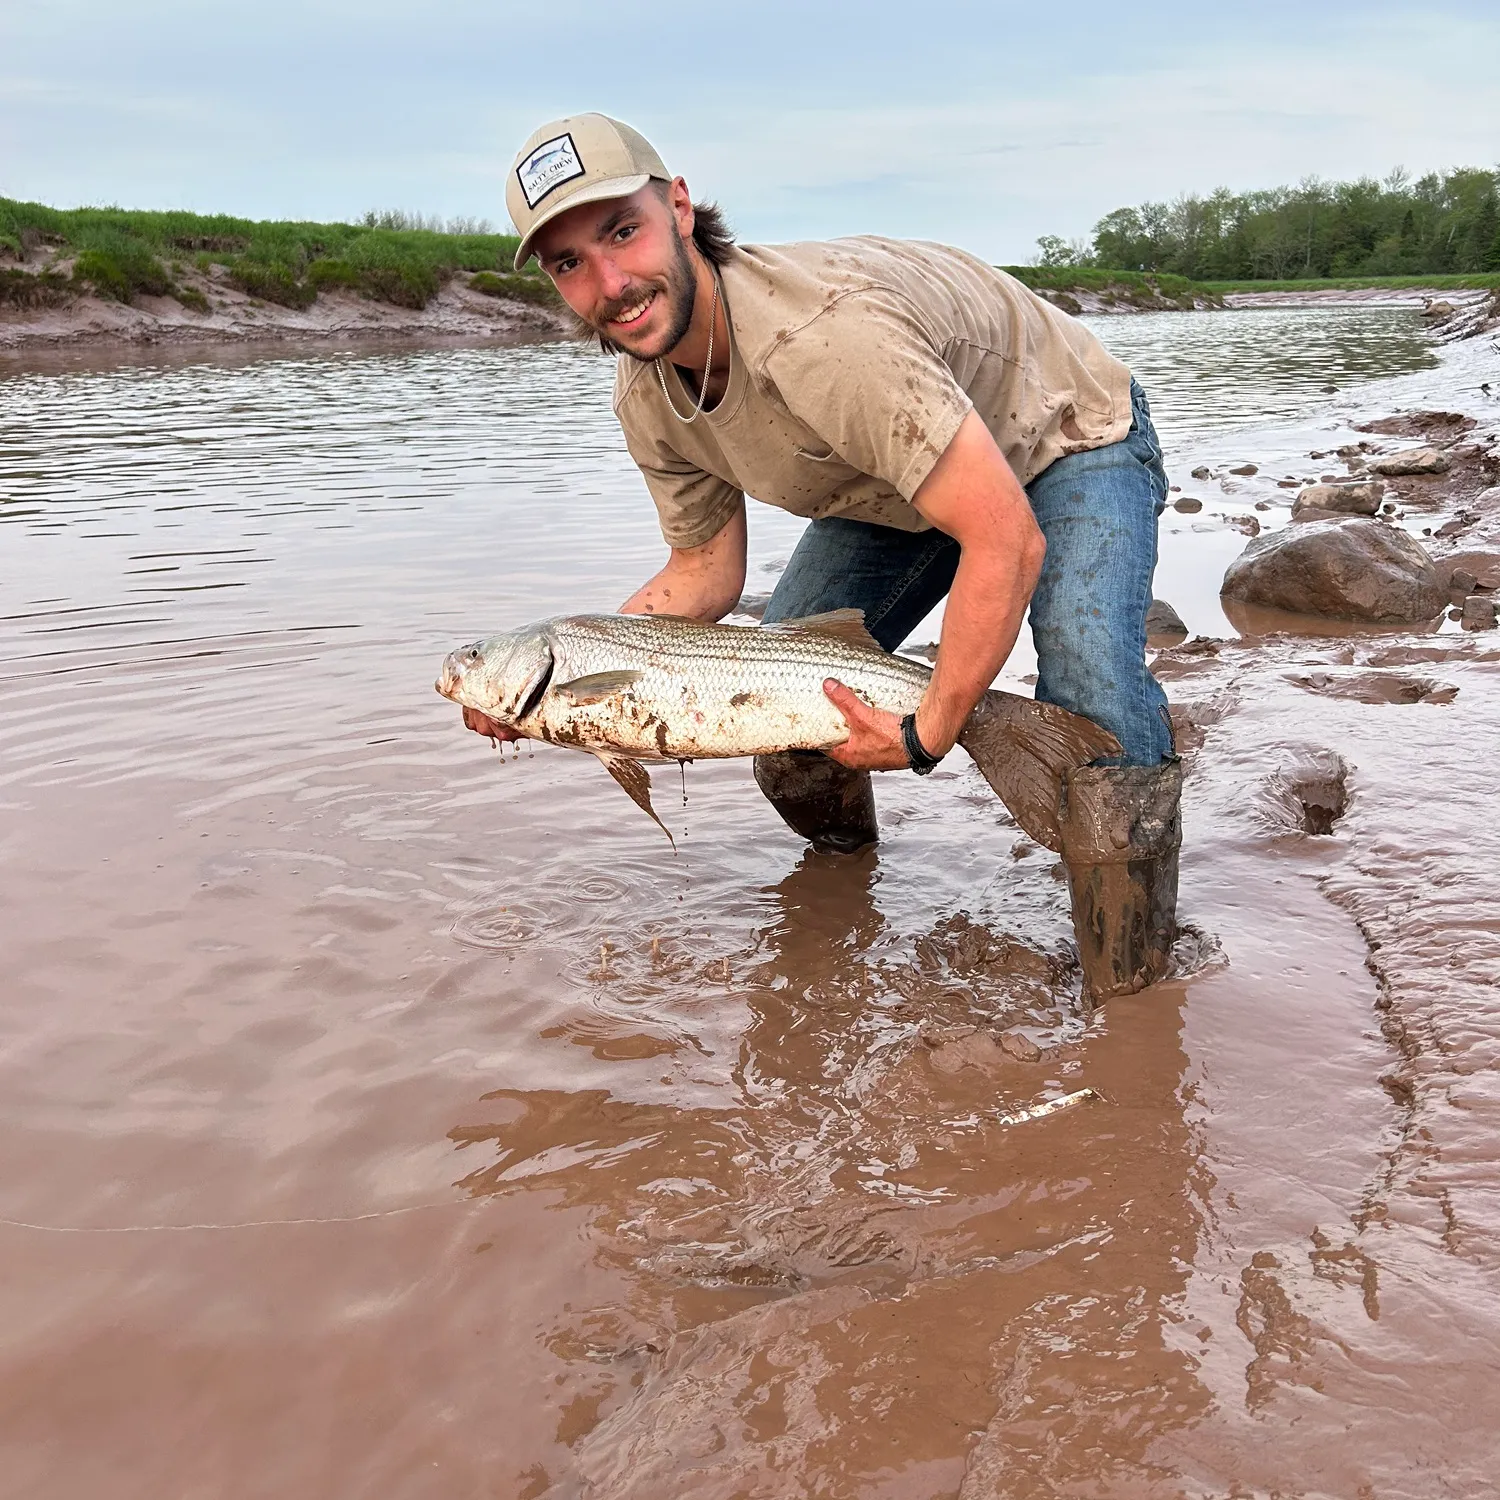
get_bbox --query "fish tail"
[957,691,1122,852]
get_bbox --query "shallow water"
[2,310,1495,1498]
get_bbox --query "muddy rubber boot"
[1058,760,1182,1000]
[753,750,879,856]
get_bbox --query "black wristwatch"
[901,713,944,775]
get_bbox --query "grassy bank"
[0,198,557,312]
[1197,272,1500,294]
[1002,266,1218,311]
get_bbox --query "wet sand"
[1,312,1498,1497]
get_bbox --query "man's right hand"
[463,706,522,743]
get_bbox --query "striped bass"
[435,609,1119,850]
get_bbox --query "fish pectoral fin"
[552,669,643,706]
[765,608,882,653]
[595,752,675,848]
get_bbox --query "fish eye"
[459,644,481,665]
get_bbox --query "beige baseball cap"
[506,114,670,271]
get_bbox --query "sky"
[3,0,1498,262]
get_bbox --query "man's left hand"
[822,679,916,771]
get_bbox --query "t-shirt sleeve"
[618,413,745,550]
[762,289,975,502]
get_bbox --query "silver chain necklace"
[654,277,724,425]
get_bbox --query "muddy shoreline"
[0,270,571,351]
[7,272,1492,353]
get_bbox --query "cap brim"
[513,173,653,270]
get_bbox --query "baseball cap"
[506,114,670,271]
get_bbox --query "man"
[470,113,1181,998]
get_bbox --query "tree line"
[1036,167,1500,280]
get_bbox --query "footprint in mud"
[1262,748,1350,836]
[1287,671,1458,705]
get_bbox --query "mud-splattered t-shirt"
[613,236,1133,549]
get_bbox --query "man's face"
[533,181,698,361]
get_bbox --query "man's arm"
[618,501,747,619]
[823,410,1045,769]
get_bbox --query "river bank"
[0,262,570,350]
[0,300,1497,1496]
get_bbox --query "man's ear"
[666,176,696,241]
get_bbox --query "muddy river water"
[2,307,1497,1498]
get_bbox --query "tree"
[1067,166,1500,279]
[1033,235,1078,268]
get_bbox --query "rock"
[1293,481,1383,517]
[1357,410,1475,438]
[1441,548,1500,592]
[1290,506,1349,525]
[997,1030,1042,1063]
[1462,595,1498,631]
[1190,465,1212,480]
[1173,496,1203,513]
[1228,514,1261,536]
[1145,598,1189,645]
[1450,568,1478,595]
[1228,463,1258,476]
[1433,511,1478,540]
[1369,447,1452,477]
[1220,518,1448,622]
[1254,501,1272,511]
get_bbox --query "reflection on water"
[1083,304,1437,437]
[0,310,1471,1496]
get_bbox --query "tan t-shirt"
[613,237,1134,550]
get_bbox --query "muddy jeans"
[761,378,1174,766]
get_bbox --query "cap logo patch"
[516,132,586,209]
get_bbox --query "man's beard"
[590,231,698,362]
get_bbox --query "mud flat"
[0,302,1497,1496]
[0,270,570,351]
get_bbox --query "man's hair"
[570,191,735,355]
[685,197,735,269]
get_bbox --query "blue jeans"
[763,379,1173,766]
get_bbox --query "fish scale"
[537,613,929,761]
[436,610,1121,851]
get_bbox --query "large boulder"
[1220,518,1447,622]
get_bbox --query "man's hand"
[462,705,522,745]
[821,679,912,771]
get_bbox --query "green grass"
[1197,272,1500,294]
[0,266,74,309]
[0,197,542,312]
[469,270,562,307]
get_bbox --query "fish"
[434,609,1120,851]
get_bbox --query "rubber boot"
[1058,760,1182,1000]
[753,750,879,855]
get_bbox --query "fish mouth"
[435,643,482,703]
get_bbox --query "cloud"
[1,1,1495,259]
